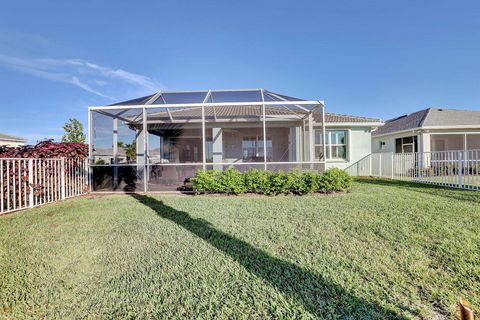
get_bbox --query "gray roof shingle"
[373,108,480,136]
[322,112,381,124]
[142,106,381,124]
[422,108,480,126]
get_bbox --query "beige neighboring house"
[92,147,128,164]
[0,133,27,147]
[372,108,480,153]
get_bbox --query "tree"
[62,118,86,143]
[118,141,136,161]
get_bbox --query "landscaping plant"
[317,167,353,192]
[193,167,352,195]
[0,140,88,211]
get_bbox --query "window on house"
[395,136,418,153]
[379,141,386,150]
[314,130,348,160]
[242,136,272,161]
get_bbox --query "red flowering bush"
[1,140,89,213]
[0,140,88,159]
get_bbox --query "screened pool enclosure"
[88,89,326,192]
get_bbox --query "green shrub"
[287,170,315,195]
[267,171,293,195]
[193,167,352,195]
[217,168,247,194]
[317,168,353,193]
[244,168,270,193]
[302,171,320,194]
[192,169,222,193]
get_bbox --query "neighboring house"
[92,147,128,164]
[89,89,382,191]
[372,108,480,153]
[0,133,26,147]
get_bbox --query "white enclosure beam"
[201,105,206,170]
[90,100,322,111]
[308,114,315,163]
[88,109,93,192]
[94,110,135,124]
[261,89,267,170]
[113,118,118,188]
[159,94,174,121]
[201,91,211,170]
[322,104,327,164]
[143,107,148,192]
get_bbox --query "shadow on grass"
[131,194,406,319]
[355,177,480,204]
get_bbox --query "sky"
[0,0,479,144]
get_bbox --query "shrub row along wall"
[0,141,88,214]
[192,168,352,195]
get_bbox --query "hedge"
[192,167,352,195]
[0,140,88,159]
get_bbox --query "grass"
[1,179,479,319]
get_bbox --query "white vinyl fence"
[0,158,88,215]
[346,150,480,190]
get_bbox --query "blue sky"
[0,0,479,144]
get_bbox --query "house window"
[242,136,272,161]
[395,136,418,153]
[379,141,386,150]
[314,130,348,161]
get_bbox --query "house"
[92,147,128,164]
[0,133,26,147]
[372,108,480,153]
[88,89,382,192]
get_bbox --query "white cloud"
[0,54,163,101]
[70,76,114,100]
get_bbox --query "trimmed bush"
[193,167,352,195]
[244,168,270,194]
[217,168,247,194]
[192,170,222,193]
[285,171,320,195]
[317,168,353,193]
[267,171,292,195]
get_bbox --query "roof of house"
[93,147,127,156]
[106,89,381,126]
[373,108,480,136]
[133,106,380,124]
[321,112,381,124]
[0,133,26,142]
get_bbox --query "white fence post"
[458,151,463,189]
[391,153,394,179]
[28,159,34,208]
[379,153,382,177]
[61,157,66,200]
[369,154,372,176]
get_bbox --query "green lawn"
[1,179,479,319]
